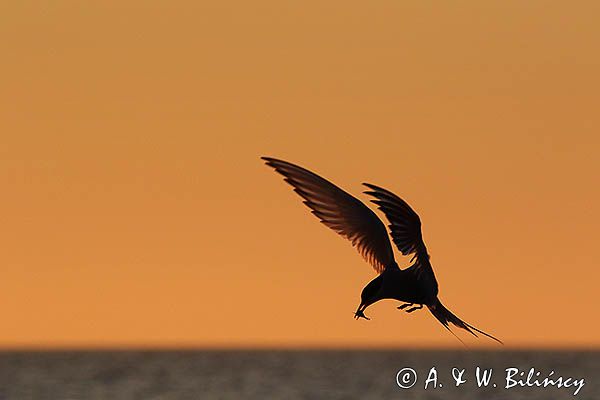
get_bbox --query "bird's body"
[262,156,501,344]
[363,266,436,307]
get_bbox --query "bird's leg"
[354,310,370,320]
[405,304,423,313]
[397,303,413,310]
[354,304,370,320]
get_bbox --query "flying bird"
[262,157,502,344]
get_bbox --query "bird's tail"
[427,298,503,344]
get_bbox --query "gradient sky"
[1,1,599,348]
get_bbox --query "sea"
[0,350,596,399]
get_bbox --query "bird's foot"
[397,303,413,310]
[405,304,423,313]
[354,309,370,320]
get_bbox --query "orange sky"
[1,1,599,348]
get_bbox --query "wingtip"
[261,156,288,166]
[362,182,381,191]
[362,183,373,193]
[261,156,278,167]
[362,183,381,198]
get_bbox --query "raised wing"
[362,183,437,289]
[262,157,396,274]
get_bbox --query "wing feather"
[262,157,396,274]
[363,183,437,289]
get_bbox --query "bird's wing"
[262,157,396,274]
[362,183,435,281]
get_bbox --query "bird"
[262,156,502,344]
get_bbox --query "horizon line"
[0,343,598,352]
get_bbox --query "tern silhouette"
[262,157,502,344]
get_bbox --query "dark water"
[0,350,596,399]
